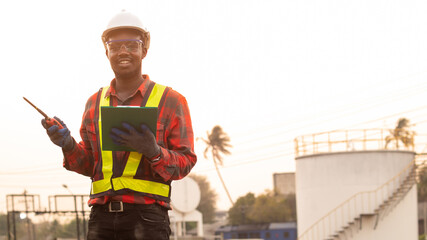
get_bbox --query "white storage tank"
[294,129,418,240]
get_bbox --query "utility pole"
[6,193,90,240]
[23,190,33,240]
[81,196,87,236]
[8,200,17,240]
[63,184,81,240]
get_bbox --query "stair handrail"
[295,128,416,157]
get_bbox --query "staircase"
[298,155,419,240]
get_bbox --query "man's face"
[106,29,147,79]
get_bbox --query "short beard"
[112,67,142,80]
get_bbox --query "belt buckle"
[108,201,124,212]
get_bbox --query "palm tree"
[385,118,415,150]
[199,125,234,205]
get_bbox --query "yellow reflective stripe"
[121,84,166,179]
[92,86,114,195]
[122,152,142,177]
[91,178,110,195]
[145,84,166,107]
[112,177,170,197]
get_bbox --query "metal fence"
[294,128,416,157]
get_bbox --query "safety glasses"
[106,39,143,53]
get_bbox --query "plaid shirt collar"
[105,74,151,101]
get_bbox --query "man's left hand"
[110,123,160,158]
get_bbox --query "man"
[42,10,197,239]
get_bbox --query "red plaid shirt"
[62,75,197,209]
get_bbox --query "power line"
[197,114,427,173]
[6,74,427,177]
[230,70,427,141]
[0,167,62,175]
[332,105,427,131]
[0,182,88,189]
[194,150,294,173]
[199,108,427,158]
[6,100,427,184]
[230,84,427,145]
[2,163,55,171]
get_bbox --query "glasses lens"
[125,41,140,51]
[107,39,142,52]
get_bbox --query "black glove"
[110,123,160,158]
[41,116,74,151]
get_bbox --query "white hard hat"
[102,10,150,50]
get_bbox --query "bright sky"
[2,0,427,212]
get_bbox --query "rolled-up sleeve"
[151,94,197,181]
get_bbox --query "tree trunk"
[213,152,234,206]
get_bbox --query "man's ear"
[141,48,148,59]
[105,49,109,58]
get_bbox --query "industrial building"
[294,129,418,240]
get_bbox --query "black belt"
[93,201,141,213]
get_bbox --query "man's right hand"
[41,116,74,151]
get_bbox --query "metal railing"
[294,129,416,157]
[297,157,416,240]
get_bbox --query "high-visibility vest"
[90,82,171,201]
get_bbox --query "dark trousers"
[87,202,171,240]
